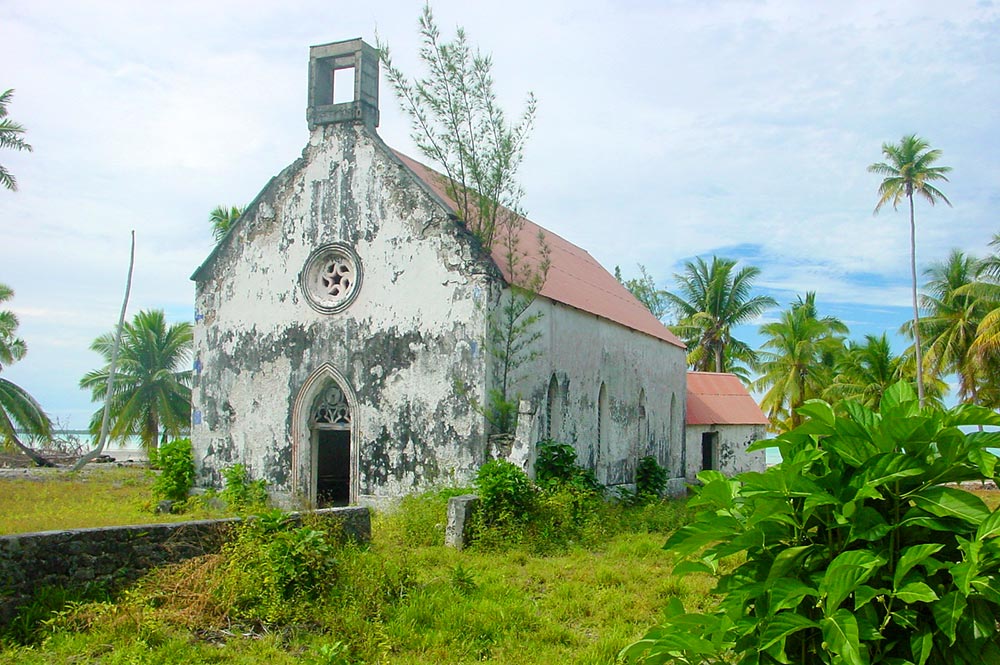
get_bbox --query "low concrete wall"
[0,506,370,626]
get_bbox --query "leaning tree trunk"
[908,192,925,406]
[72,231,135,472]
[9,430,55,467]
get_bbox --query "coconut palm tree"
[916,249,989,404]
[210,204,246,243]
[665,256,776,373]
[80,309,193,452]
[826,333,905,410]
[0,283,54,466]
[754,293,848,430]
[868,134,952,405]
[0,88,33,192]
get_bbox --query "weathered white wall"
[192,123,496,505]
[509,298,688,486]
[684,423,767,481]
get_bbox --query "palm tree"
[0,283,54,466]
[0,89,33,192]
[826,333,904,410]
[916,249,988,403]
[868,134,952,405]
[664,256,776,373]
[210,204,246,243]
[955,233,1000,406]
[80,309,193,452]
[754,293,848,430]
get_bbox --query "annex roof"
[394,151,685,348]
[686,371,769,426]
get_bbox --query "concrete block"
[445,494,479,549]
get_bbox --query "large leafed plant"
[624,382,1000,664]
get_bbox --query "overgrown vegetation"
[151,437,194,503]
[624,382,1000,664]
[1,485,696,664]
[0,467,232,535]
[220,463,269,513]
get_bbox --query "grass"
[0,484,707,664]
[0,467,229,534]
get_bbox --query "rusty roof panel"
[687,371,769,425]
[394,151,685,348]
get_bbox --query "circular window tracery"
[301,243,362,313]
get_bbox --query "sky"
[1,0,998,430]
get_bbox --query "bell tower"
[307,38,380,130]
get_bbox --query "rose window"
[301,243,362,313]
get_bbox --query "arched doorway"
[291,364,358,506]
[310,383,352,506]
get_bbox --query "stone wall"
[0,506,370,626]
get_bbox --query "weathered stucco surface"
[192,122,496,505]
[684,423,767,482]
[511,298,688,486]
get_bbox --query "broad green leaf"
[853,584,882,609]
[910,486,990,524]
[859,452,925,488]
[942,403,1000,429]
[664,515,741,556]
[820,550,884,615]
[847,506,892,543]
[820,608,866,665]
[824,434,879,468]
[910,626,933,665]
[894,544,944,589]
[673,559,717,576]
[967,597,997,640]
[766,545,815,583]
[950,561,979,596]
[971,576,1000,605]
[931,591,967,645]
[843,399,878,433]
[768,578,818,614]
[797,399,836,427]
[893,582,938,604]
[967,447,998,479]
[880,381,919,417]
[759,612,819,651]
[976,508,1000,541]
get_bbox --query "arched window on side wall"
[598,382,608,449]
[546,374,561,441]
[637,388,647,453]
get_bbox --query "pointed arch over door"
[291,363,359,506]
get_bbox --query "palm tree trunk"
[909,193,925,406]
[8,431,56,467]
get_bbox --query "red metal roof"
[687,372,769,425]
[394,151,685,348]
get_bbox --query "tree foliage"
[0,283,53,466]
[624,382,1000,664]
[80,309,193,452]
[666,256,776,374]
[753,292,846,430]
[381,4,546,436]
[869,134,951,404]
[379,4,536,252]
[0,89,32,192]
[615,264,670,320]
[209,204,246,243]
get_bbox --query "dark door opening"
[701,432,717,471]
[316,429,351,507]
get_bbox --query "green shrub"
[623,382,1000,664]
[214,510,338,624]
[635,455,668,502]
[151,438,194,503]
[475,459,534,523]
[534,440,603,492]
[535,440,579,485]
[221,463,269,513]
